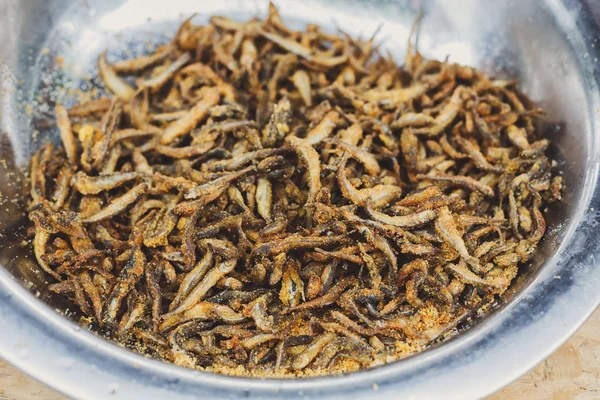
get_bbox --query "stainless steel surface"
[0,0,599,399]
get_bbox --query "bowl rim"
[1,0,600,399]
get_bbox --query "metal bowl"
[1,0,599,398]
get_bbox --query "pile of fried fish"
[27,4,562,376]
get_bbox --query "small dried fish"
[26,4,561,378]
[260,29,312,59]
[34,229,61,280]
[253,234,348,257]
[325,138,380,176]
[409,86,466,136]
[55,105,78,165]
[170,249,213,310]
[143,202,178,247]
[104,247,145,324]
[292,69,312,107]
[256,178,273,221]
[51,166,73,211]
[304,111,339,145]
[68,98,112,117]
[292,333,335,370]
[183,165,256,201]
[72,171,140,195]
[364,84,427,105]
[140,52,191,90]
[337,155,401,207]
[286,136,322,204]
[114,45,173,73]
[92,99,123,168]
[160,302,245,332]
[415,174,495,197]
[168,258,237,315]
[436,206,480,268]
[98,52,136,100]
[366,199,437,228]
[455,136,501,172]
[160,88,221,145]
[445,261,507,289]
[83,183,148,223]
[280,261,304,307]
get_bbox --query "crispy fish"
[26,4,561,377]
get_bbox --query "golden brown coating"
[27,4,562,377]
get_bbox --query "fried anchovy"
[160,88,221,144]
[25,4,561,377]
[98,51,135,100]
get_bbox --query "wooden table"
[2,309,599,400]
